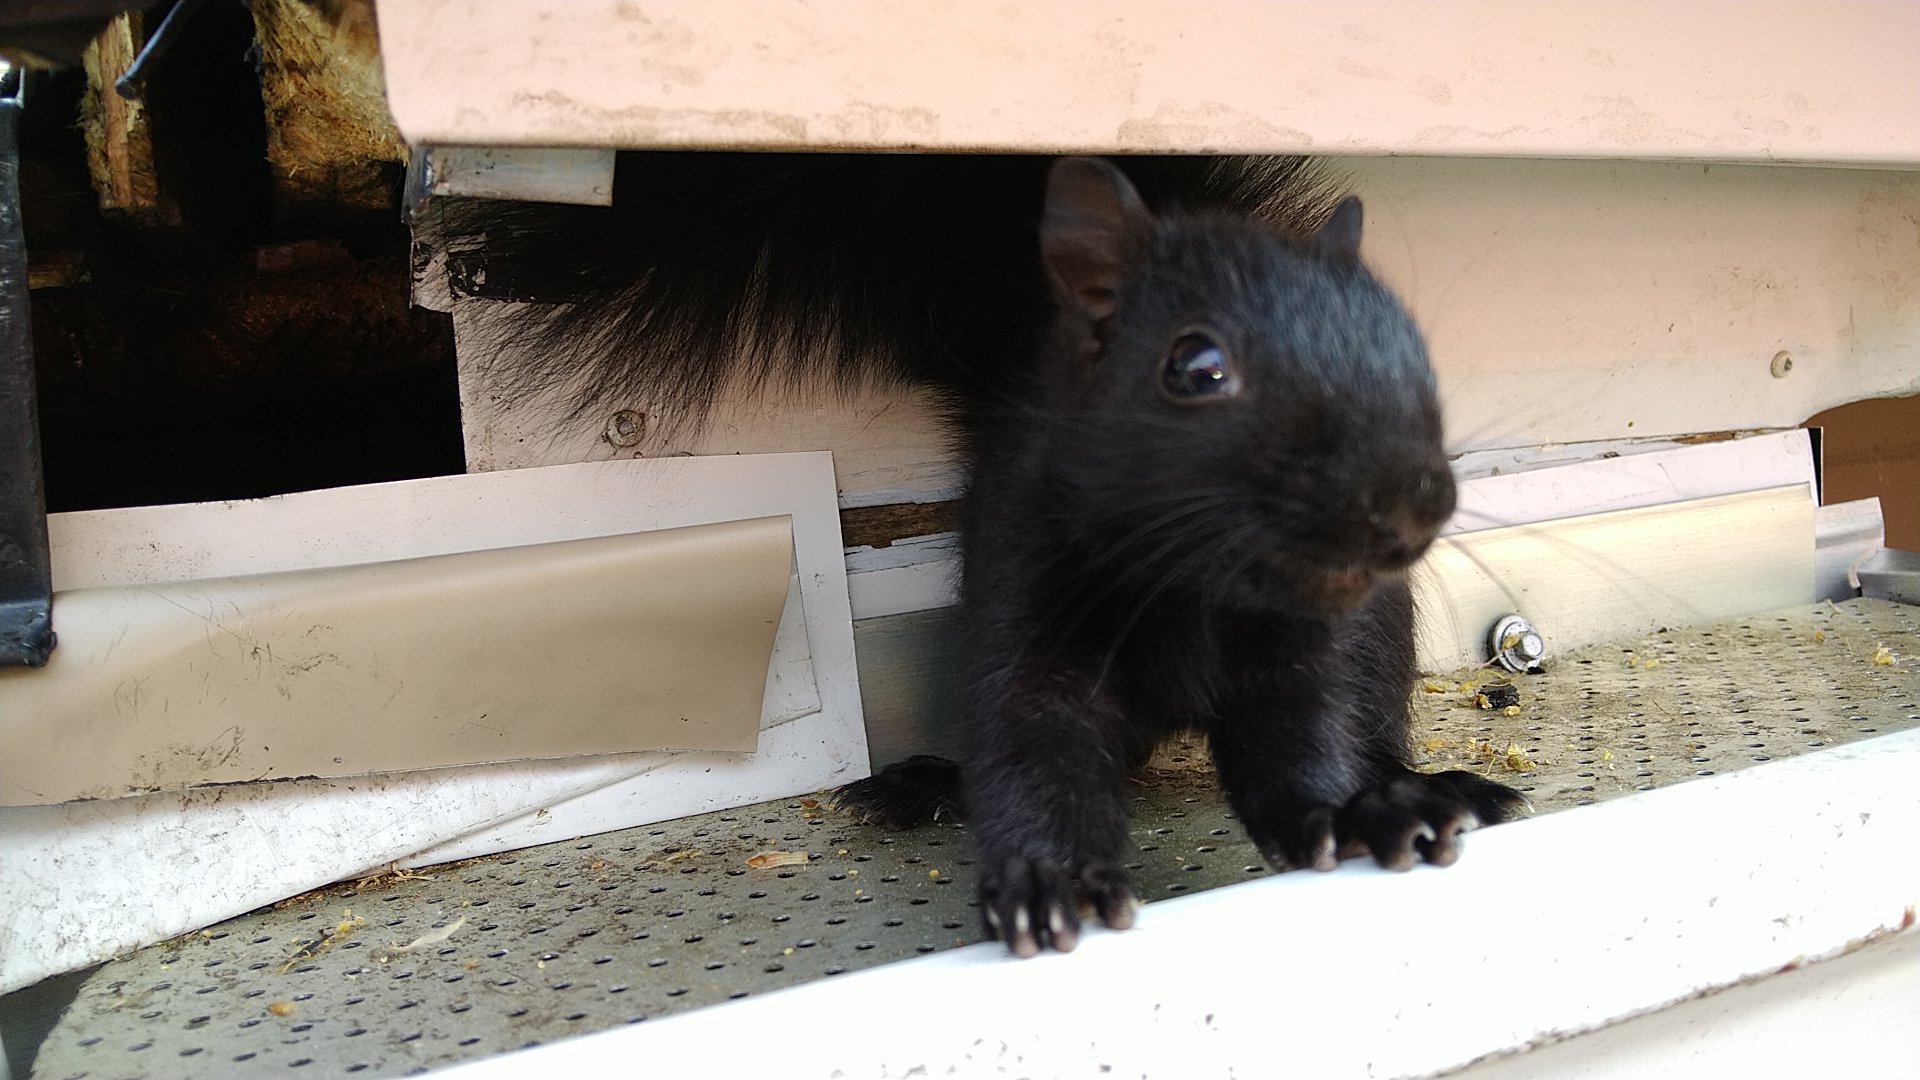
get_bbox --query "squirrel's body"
[446,153,1524,956]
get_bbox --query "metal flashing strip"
[407,147,617,212]
[22,598,1920,1079]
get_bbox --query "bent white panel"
[0,454,865,993]
[431,728,1920,1080]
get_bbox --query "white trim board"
[1350,158,1920,454]
[375,1,1920,165]
[1449,429,1815,531]
[1447,431,1793,484]
[418,146,616,207]
[429,728,1920,1080]
[0,453,868,995]
[1452,927,1920,1080]
[47,453,843,592]
[840,485,1816,680]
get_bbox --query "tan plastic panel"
[0,516,795,806]
[1415,485,1815,671]
[376,1,1920,164]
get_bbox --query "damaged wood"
[79,12,175,223]
[839,501,958,550]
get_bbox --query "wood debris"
[746,851,809,869]
[274,908,364,973]
[353,863,434,891]
[371,915,467,963]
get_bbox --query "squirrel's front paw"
[979,856,1138,958]
[1334,769,1527,871]
[1246,805,1342,872]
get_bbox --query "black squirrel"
[442,153,1526,957]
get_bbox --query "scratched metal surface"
[22,599,1920,1079]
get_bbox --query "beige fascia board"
[377,1,1920,166]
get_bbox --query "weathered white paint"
[846,533,963,621]
[428,728,1920,1080]
[375,1,1920,165]
[452,305,964,503]
[1350,157,1920,455]
[0,453,866,994]
[451,158,1920,495]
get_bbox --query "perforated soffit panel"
[23,598,1920,1078]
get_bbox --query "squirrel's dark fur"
[440,153,1343,430]
[441,153,1524,957]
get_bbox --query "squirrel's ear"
[1314,196,1364,259]
[1041,157,1153,322]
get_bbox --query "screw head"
[603,409,647,448]
[1489,614,1547,673]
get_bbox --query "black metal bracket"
[0,70,56,667]
[112,0,211,101]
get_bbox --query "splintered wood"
[80,14,174,223]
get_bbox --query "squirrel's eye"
[1161,332,1239,400]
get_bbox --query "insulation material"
[251,0,406,213]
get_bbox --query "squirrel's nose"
[1365,506,1444,567]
